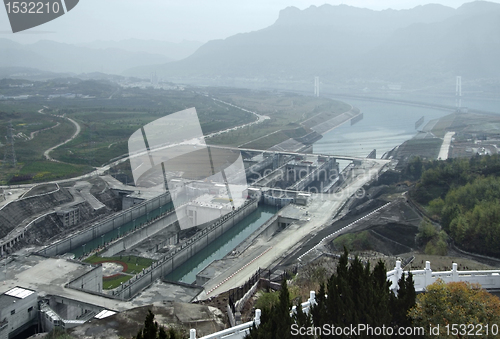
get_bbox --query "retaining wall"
[67,265,103,293]
[39,192,171,256]
[100,210,179,257]
[48,295,104,320]
[113,199,258,300]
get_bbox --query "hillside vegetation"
[410,154,500,257]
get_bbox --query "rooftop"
[0,286,37,310]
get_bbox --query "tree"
[248,249,416,339]
[312,248,411,338]
[409,279,500,338]
[390,272,416,328]
[292,297,313,339]
[136,310,186,339]
[246,279,293,339]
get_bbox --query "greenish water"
[165,205,276,284]
[69,201,174,258]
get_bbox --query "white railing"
[387,260,500,292]
[191,260,500,339]
[192,309,261,339]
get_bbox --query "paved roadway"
[437,131,456,160]
[197,161,388,299]
[284,201,392,264]
[44,116,81,161]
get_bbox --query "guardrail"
[388,260,500,292]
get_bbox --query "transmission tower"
[3,121,17,167]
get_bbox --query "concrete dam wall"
[39,192,172,257]
[100,210,179,257]
[112,199,258,300]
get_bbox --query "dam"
[36,146,375,302]
[165,205,276,284]
[38,191,174,258]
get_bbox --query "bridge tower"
[314,76,320,97]
[3,121,17,167]
[456,76,462,111]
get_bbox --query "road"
[206,97,270,139]
[33,106,83,161]
[437,131,455,160]
[285,201,392,264]
[3,96,382,192]
[44,116,81,161]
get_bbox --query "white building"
[0,287,38,339]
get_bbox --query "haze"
[1,0,499,43]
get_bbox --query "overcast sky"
[1,0,498,44]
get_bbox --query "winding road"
[36,107,82,161]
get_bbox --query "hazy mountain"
[78,39,203,60]
[0,39,173,74]
[0,66,73,81]
[126,1,500,90]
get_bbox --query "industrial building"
[0,287,38,339]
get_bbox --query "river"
[313,94,499,159]
[165,205,276,284]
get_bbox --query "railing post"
[425,261,432,288]
[452,263,458,281]
[190,329,196,339]
[309,291,316,306]
[395,260,403,283]
[255,309,261,327]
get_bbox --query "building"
[0,287,38,339]
[57,207,80,227]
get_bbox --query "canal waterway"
[165,205,276,284]
[69,201,174,258]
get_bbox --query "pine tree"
[391,272,416,328]
[247,279,293,339]
[136,310,186,339]
[137,310,158,339]
[292,297,313,339]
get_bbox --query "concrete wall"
[100,210,179,257]
[48,295,105,320]
[67,265,103,293]
[258,216,279,241]
[184,205,232,229]
[40,302,62,334]
[39,192,171,256]
[113,199,258,300]
[0,291,38,339]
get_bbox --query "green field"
[0,109,92,183]
[84,254,155,290]
[0,82,351,184]
[15,161,92,182]
[103,274,132,290]
[84,255,155,274]
[206,90,351,148]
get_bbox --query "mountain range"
[0,1,499,92]
[125,1,500,91]
[0,39,202,75]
